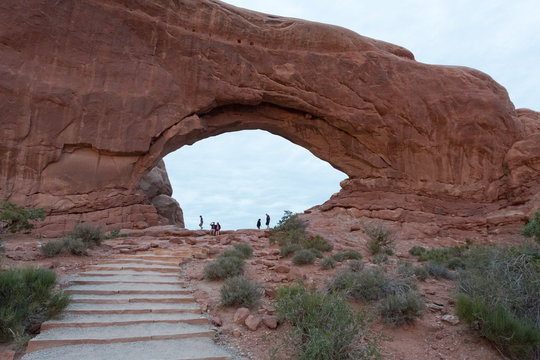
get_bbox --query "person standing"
[256,219,261,229]
[210,222,216,235]
[265,213,270,229]
[216,222,221,235]
[199,215,203,230]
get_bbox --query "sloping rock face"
[0,0,538,239]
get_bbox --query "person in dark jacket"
[256,219,261,229]
[265,213,270,229]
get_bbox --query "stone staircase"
[21,251,234,360]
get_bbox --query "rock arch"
[0,0,538,239]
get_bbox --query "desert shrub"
[346,259,364,272]
[446,257,466,270]
[300,235,333,252]
[364,222,394,255]
[379,290,425,327]
[456,295,540,359]
[350,267,387,301]
[219,249,245,259]
[0,202,45,234]
[456,244,540,359]
[333,249,363,262]
[68,223,105,247]
[292,249,316,265]
[64,237,88,256]
[280,242,302,257]
[423,262,455,280]
[413,242,470,265]
[0,268,69,343]
[40,240,66,257]
[275,282,382,360]
[522,211,540,244]
[372,253,388,264]
[310,248,324,258]
[269,211,307,246]
[413,266,429,281]
[220,276,262,308]
[320,256,337,270]
[203,255,245,280]
[408,246,426,256]
[328,267,387,302]
[233,243,253,259]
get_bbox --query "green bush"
[372,253,388,264]
[203,255,245,280]
[280,242,302,257]
[320,256,337,270]
[423,262,455,280]
[327,267,387,302]
[332,249,363,262]
[275,282,382,360]
[413,266,429,281]
[408,246,426,257]
[363,222,394,255]
[64,237,88,256]
[346,259,364,273]
[292,249,316,265]
[300,235,333,252]
[0,268,70,343]
[456,245,540,359]
[220,276,262,308]
[269,211,307,246]
[379,290,425,327]
[456,295,540,359]
[233,243,253,259]
[69,223,105,247]
[0,202,45,234]
[522,211,540,244]
[40,240,65,257]
[219,249,245,259]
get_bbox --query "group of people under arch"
[197,213,270,233]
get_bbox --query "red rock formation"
[0,0,538,239]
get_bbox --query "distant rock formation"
[0,0,537,239]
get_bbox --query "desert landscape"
[0,0,539,359]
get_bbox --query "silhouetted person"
[265,213,270,229]
[210,222,216,235]
[199,215,203,230]
[256,219,261,229]
[216,222,221,235]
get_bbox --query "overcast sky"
[164,0,539,230]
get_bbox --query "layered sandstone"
[0,0,538,239]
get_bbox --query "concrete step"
[41,312,208,330]
[98,258,181,266]
[65,282,191,295]
[65,301,201,315]
[86,262,179,273]
[21,338,233,360]
[68,274,186,285]
[70,292,194,304]
[25,322,215,352]
[78,270,180,277]
[117,255,185,262]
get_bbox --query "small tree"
[522,212,540,244]
[0,201,45,234]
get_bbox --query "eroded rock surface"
[0,0,538,239]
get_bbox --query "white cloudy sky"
[164,0,539,230]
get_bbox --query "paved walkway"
[21,250,234,360]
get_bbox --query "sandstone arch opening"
[163,130,347,230]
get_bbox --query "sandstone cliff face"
[0,0,538,238]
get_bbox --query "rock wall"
[0,0,538,239]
